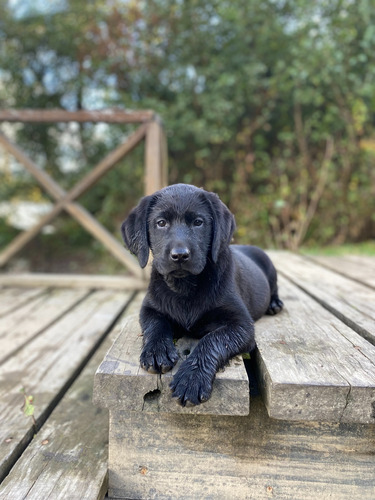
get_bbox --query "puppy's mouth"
[169,269,191,278]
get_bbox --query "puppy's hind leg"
[266,289,284,315]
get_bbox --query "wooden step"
[256,276,375,423]
[93,295,250,417]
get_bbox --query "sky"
[7,0,68,19]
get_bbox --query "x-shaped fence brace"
[0,110,168,282]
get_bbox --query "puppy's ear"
[206,192,236,263]
[121,195,154,268]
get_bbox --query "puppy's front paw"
[170,358,214,406]
[140,341,178,374]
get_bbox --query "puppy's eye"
[193,219,203,227]
[157,219,167,228]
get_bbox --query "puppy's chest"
[162,296,203,332]
[157,297,209,333]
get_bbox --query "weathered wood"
[159,125,169,188]
[93,298,250,416]
[268,251,375,345]
[0,289,132,482]
[0,287,45,317]
[1,254,375,499]
[107,397,375,500]
[0,287,90,364]
[0,132,144,277]
[256,276,375,423]
[0,294,140,500]
[64,202,144,278]
[311,254,375,289]
[0,273,147,290]
[0,124,146,268]
[144,121,166,195]
[0,108,155,123]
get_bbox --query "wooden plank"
[0,273,147,290]
[0,108,155,123]
[311,255,375,289]
[107,397,375,499]
[268,251,375,345]
[0,288,90,365]
[0,294,140,500]
[0,287,45,317]
[0,289,132,482]
[93,297,250,416]
[255,276,375,423]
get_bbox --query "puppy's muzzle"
[170,247,190,263]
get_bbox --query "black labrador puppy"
[121,184,283,406]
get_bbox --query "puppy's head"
[121,184,235,276]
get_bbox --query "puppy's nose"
[170,247,190,262]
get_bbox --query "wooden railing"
[0,109,168,288]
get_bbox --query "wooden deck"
[0,251,374,499]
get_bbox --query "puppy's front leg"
[140,305,179,374]
[170,321,254,406]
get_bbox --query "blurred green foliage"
[0,0,374,265]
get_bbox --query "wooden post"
[160,125,169,188]
[145,121,167,196]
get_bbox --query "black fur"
[121,184,283,406]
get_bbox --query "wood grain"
[0,289,132,482]
[0,287,45,318]
[94,295,250,416]
[0,288,90,364]
[256,276,375,423]
[0,294,140,500]
[311,254,375,289]
[108,397,375,500]
[268,251,375,345]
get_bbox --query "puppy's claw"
[170,361,213,407]
[140,343,178,374]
